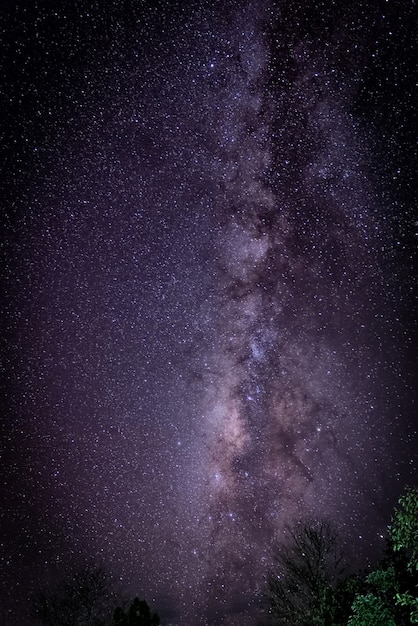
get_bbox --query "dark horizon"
[1,1,416,624]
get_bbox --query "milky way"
[1,1,416,624]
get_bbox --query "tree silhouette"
[112,597,160,625]
[31,564,123,626]
[265,519,347,625]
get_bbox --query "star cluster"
[1,1,416,624]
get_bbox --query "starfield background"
[1,1,417,624]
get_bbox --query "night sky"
[1,1,417,624]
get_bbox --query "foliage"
[395,592,418,623]
[389,487,418,573]
[265,519,347,625]
[348,592,396,626]
[389,487,418,622]
[347,567,397,626]
[348,488,418,626]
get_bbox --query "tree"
[389,487,418,573]
[265,519,347,625]
[348,487,418,626]
[389,487,418,623]
[348,592,396,626]
[112,597,161,625]
[31,564,123,626]
[347,568,397,626]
